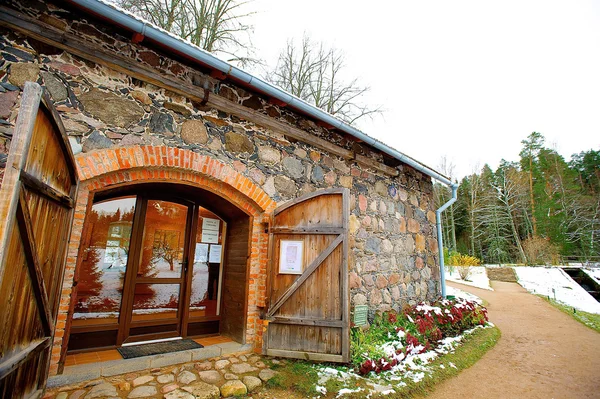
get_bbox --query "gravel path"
[428,281,600,398]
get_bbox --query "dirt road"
[427,281,600,398]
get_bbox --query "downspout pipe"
[67,0,453,187]
[436,184,458,298]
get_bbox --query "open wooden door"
[0,83,79,398]
[264,188,350,362]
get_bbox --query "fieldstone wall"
[0,0,440,320]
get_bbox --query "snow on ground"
[446,286,483,305]
[582,267,600,284]
[514,267,600,314]
[315,324,493,398]
[445,266,493,291]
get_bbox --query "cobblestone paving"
[44,354,281,399]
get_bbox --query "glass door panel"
[138,200,188,279]
[71,191,230,351]
[73,196,136,327]
[132,283,180,322]
[124,199,190,342]
[190,209,223,319]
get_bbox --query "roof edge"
[66,0,452,186]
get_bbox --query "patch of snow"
[407,371,425,383]
[582,267,600,284]
[321,367,352,379]
[369,383,394,393]
[382,341,402,358]
[446,286,483,304]
[514,267,600,314]
[315,386,326,395]
[445,266,493,290]
[416,304,443,316]
[314,323,493,397]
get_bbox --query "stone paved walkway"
[44,353,280,399]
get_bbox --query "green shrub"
[448,252,482,266]
[446,252,481,281]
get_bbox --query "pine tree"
[519,132,545,237]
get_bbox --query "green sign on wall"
[353,305,368,327]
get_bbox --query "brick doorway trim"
[51,146,276,375]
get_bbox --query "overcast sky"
[247,0,600,179]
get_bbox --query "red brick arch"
[50,146,274,375]
[75,145,276,215]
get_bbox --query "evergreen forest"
[434,132,599,265]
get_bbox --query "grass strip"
[264,326,501,398]
[364,325,501,399]
[264,359,322,396]
[539,295,600,333]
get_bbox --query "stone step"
[486,267,518,282]
[45,352,278,399]
[47,342,252,388]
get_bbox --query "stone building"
[0,0,454,377]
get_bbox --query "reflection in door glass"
[139,200,188,278]
[132,284,179,321]
[190,211,222,318]
[74,196,136,324]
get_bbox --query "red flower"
[387,312,397,324]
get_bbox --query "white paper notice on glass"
[194,243,209,263]
[209,244,222,263]
[202,217,220,231]
[201,230,219,244]
[279,240,304,274]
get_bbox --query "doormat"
[117,339,203,359]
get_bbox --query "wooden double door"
[69,190,224,350]
[0,84,79,397]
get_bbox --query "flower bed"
[351,298,489,375]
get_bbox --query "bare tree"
[472,165,511,263]
[491,161,529,263]
[434,183,451,251]
[464,163,485,257]
[266,35,381,125]
[564,194,600,258]
[437,156,457,251]
[113,0,256,65]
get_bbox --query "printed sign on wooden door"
[264,188,349,362]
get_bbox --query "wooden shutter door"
[0,83,79,398]
[264,188,349,362]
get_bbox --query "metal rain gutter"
[67,0,452,186]
[436,184,458,298]
[69,0,458,298]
